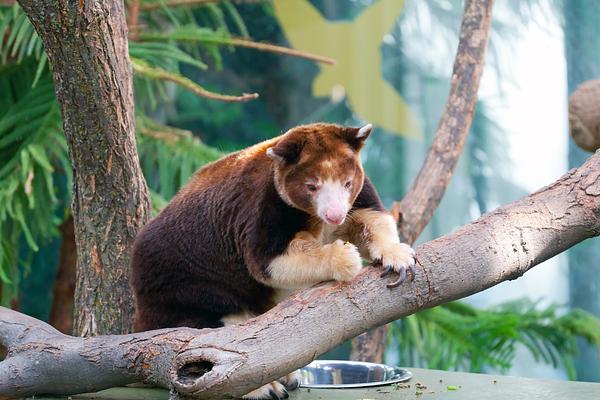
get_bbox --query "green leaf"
[13,202,38,251]
[388,299,600,378]
[129,41,207,70]
[222,1,249,38]
[31,53,47,87]
[28,143,54,172]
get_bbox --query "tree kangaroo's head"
[266,123,372,225]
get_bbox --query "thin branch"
[352,0,496,362]
[137,122,194,144]
[212,37,336,65]
[138,33,336,66]
[132,60,259,102]
[393,0,495,243]
[127,0,141,41]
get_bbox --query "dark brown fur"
[130,124,384,332]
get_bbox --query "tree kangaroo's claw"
[372,243,416,287]
[379,264,393,277]
[386,266,407,288]
[380,260,416,288]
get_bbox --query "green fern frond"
[221,1,249,38]
[0,4,44,66]
[137,114,222,202]
[0,60,69,300]
[129,41,208,71]
[137,0,244,60]
[139,24,230,45]
[389,299,600,379]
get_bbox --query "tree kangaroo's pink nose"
[325,208,346,225]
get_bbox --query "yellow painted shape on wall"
[273,0,422,139]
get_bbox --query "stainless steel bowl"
[300,360,412,388]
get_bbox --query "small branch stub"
[569,79,600,152]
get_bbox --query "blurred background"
[1,0,599,383]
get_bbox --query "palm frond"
[129,41,208,71]
[0,4,45,66]
[389,299,600,379]
[0,62,69,301]
[137,114,222,203]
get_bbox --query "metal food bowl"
[300,360,412,388]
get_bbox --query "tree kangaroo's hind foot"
[242,370,301,399]
[242,381,289,399]
[278,370,301,391]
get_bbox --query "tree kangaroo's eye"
[344,180,352,189]
[306,183,318,192]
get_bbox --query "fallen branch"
[1,149,598,399]
[352,0,495,362]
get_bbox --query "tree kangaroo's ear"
[266,137,305,164]
[344,123,373,151]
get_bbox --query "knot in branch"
[172,344,246,396]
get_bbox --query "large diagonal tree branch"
[352,0,495,361]
[1,149,598,399]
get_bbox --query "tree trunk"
[16,0,151,335]
[352,0,495,362]
[349,325,386,362]
[48,216,77,334]
[1,148,598,399]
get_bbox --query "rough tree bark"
[351,0,495,362]
[16,0,151,335]
[1,149,599,399]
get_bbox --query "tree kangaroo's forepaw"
[328,240,363,282]
[372,242,416,287]
[242,380,290,399]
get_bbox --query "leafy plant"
[0,60,68,304]
[0,0,329,303]
[0,0,261,303]
[137,115,222,210]
[389,299,600,379]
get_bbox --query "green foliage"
[389,299,600,379]
[0,0,250,304]
[130,2,254,111]
[0,4,46,85]
[137,115,222,211]
[0,60,68,303]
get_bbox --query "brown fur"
[130,123,403,333]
